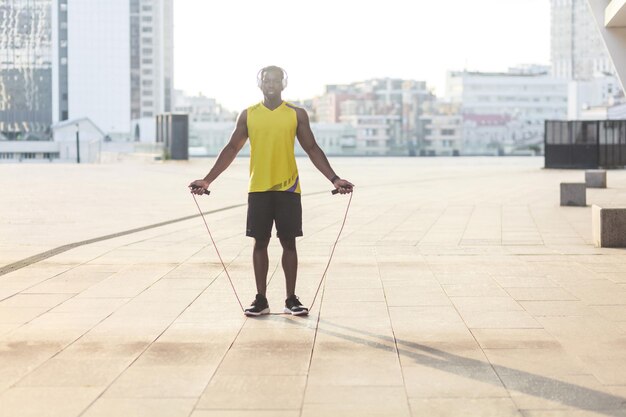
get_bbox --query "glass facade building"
[0,0,53,140]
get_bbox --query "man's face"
[260,70,284,97]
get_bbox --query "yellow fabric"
[247,101,301,193]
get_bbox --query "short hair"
[257,66,288,88]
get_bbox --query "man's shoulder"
[284,102,308,120]
[284,102,303,112]
[247,103,262,113]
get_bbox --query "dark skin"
[189,68,353,298]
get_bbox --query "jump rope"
[191,187,353,314]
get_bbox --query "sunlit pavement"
[1,157,626,417]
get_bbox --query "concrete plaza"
[1,157,626,417]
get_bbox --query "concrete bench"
[592,205,626,247]
[560,183,586,206]
[585,170,607,188]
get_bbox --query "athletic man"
[189,66,353,317]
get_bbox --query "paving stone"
[82,398,196,417]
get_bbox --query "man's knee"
[279,237,296,251]
[254,238,270,251]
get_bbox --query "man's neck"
[263,96,283,110]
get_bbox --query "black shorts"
[246,192,303,239]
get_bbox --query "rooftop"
[1,157,626,416]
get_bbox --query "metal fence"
[545,120,626,169]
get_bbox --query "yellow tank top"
[247,101,301,193]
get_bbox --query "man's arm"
[189,110,248,194]
[295,108,353,194]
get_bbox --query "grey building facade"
[0,0,55,139]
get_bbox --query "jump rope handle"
[331,187,353,195]
[190,186,211,196]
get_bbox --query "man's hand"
[333,178,354,194]
[188,179,210,195]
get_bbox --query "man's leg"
[253,238,270,296]
[279,237,298,297]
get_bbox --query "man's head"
[257,66,288,98]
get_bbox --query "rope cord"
[191,191,353,314]
[192,194,245,311]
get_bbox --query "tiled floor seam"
[3,241,219,395]
[185,259,285,416]
[0,245,132,343]
[423,254,523,414]
[412,205,448,247]
[458,204,478,247]
[297,275,326,417]
[71,244,250,417]
[375,247,413,417]
[526,205,546,246]
[0,222,228,303]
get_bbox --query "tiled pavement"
[1,157,626,416]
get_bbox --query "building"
[551,0,615,80]
[339,114,401,156]
[586,0,626,93]
[419,114,463,156]
[312,78,434,155]
[308,123,356,156]
[188,121,356,158]
[0,117,103,163]
[551,0,625,120]
[568,74,623,119]
[0,0,173,145]
[65,0,173,140]
[0,0,54,140]
[446,68,568,154]
[174,90,237,123]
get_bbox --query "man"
[189,65,353,317]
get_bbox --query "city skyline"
[174,0,551,112]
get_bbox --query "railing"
[544,120,626,169]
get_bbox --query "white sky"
[174,0,551,112]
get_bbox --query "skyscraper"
[0,0,54,140]
[61,0,173,139]
[550,0,615,80]
[0,0,173,141]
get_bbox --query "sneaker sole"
[244,307,270,317]
[283,307,309,316]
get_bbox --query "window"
[142,27,153,32]
[142,48,152,55]
[142,58,153,64]
[143,112,153,117]
[142,69,152,75]
[142,90,153,96]
[441,129,455,136]
[142,16,152,22]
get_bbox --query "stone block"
[585,170,607,188]
[592,205,626,248]
[560,183,586,206]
